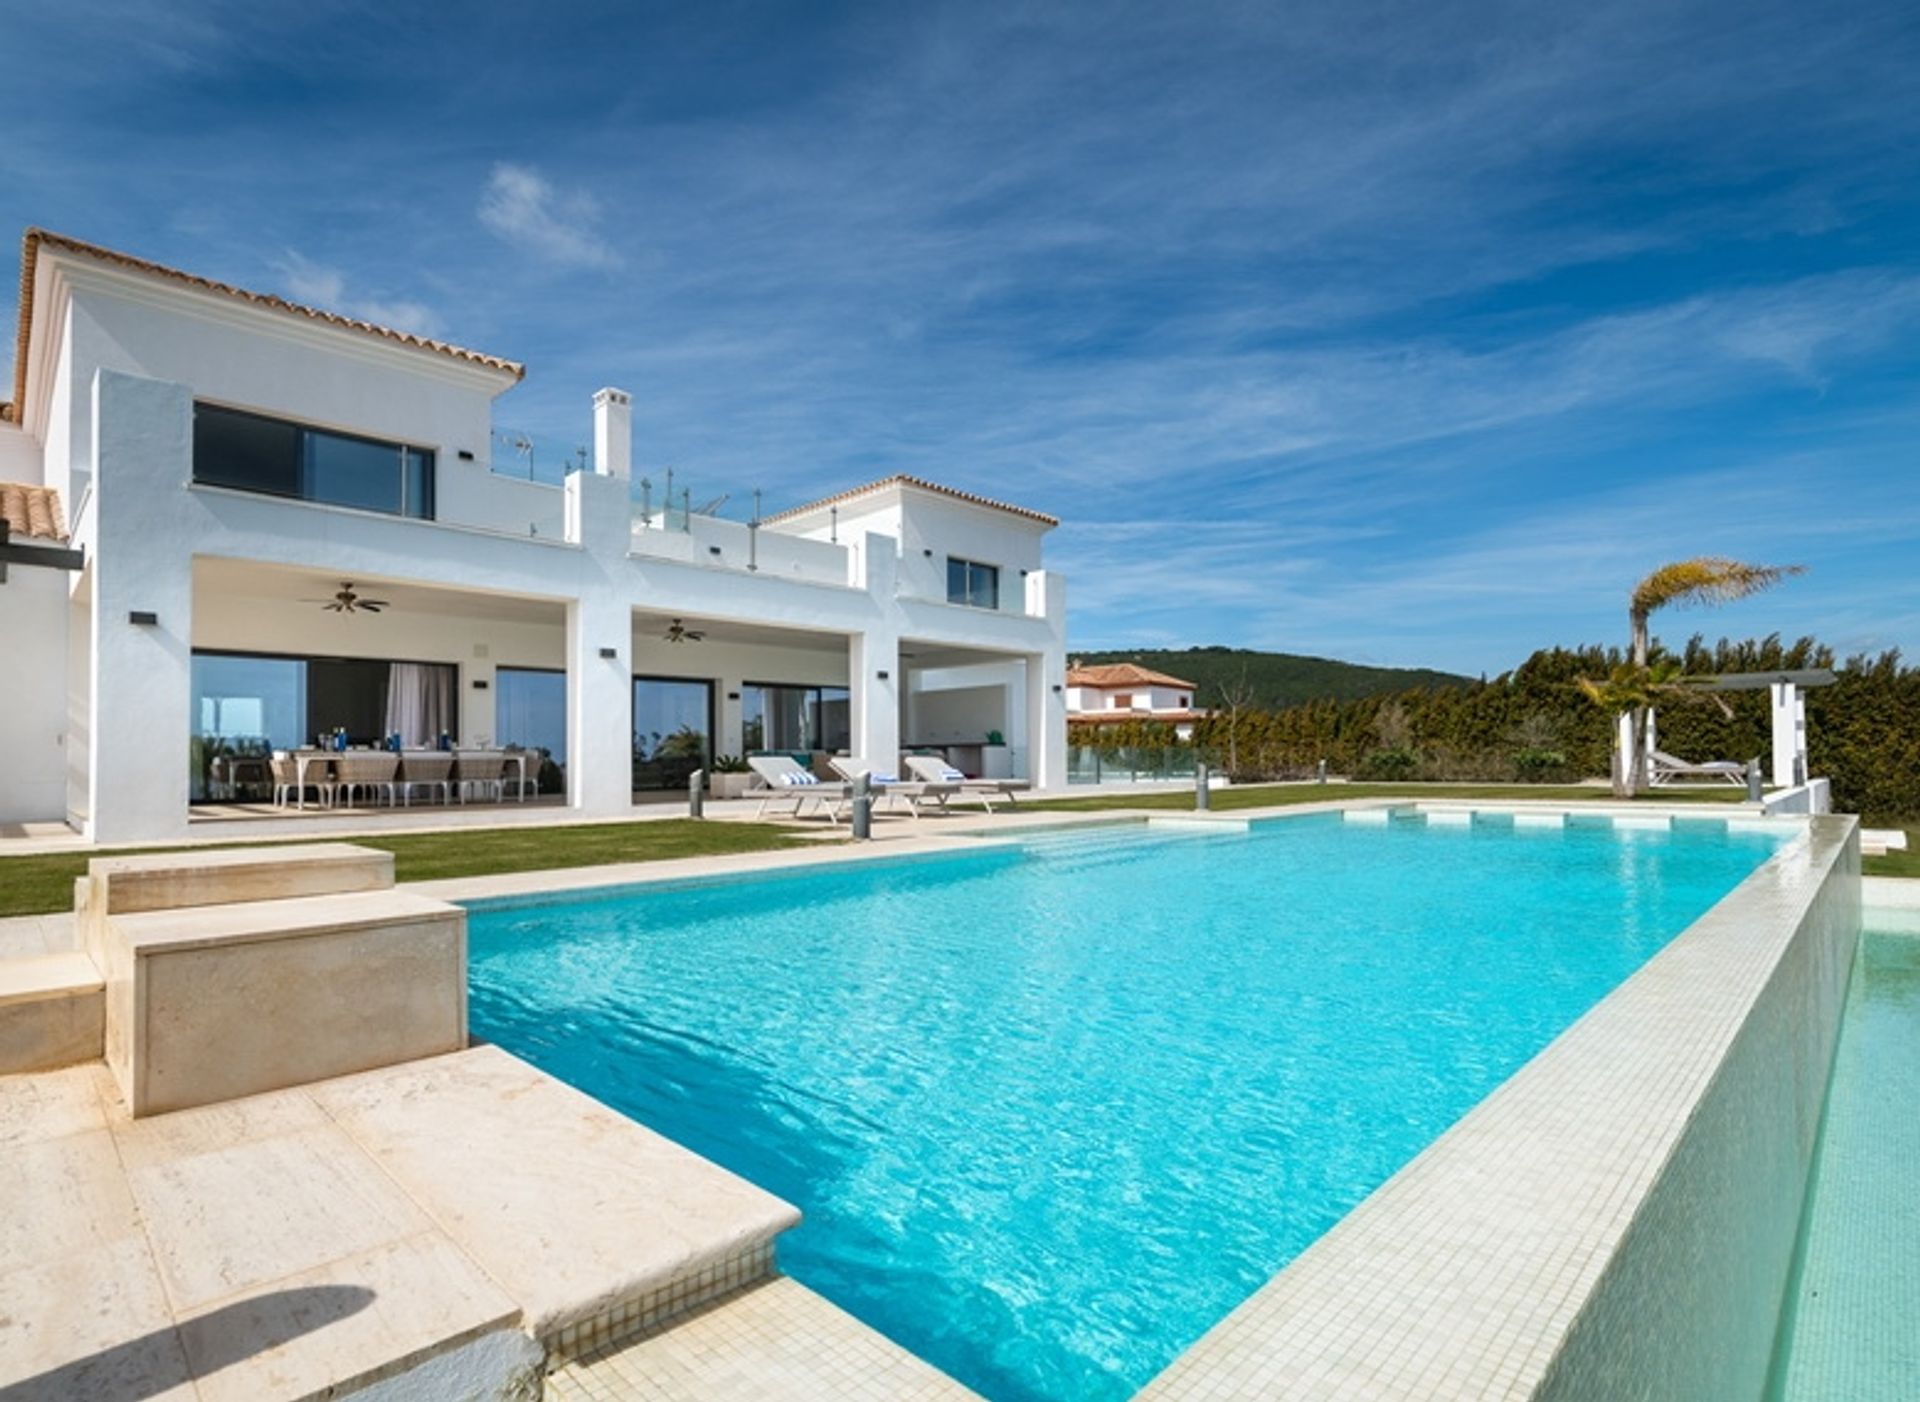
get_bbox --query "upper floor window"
[946,556,1000,610]
[193,403,435,520]
[1112,692,1134,709]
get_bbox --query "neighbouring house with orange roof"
[1065,661,1209,739]
[0,228,1070,840]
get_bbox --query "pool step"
[0,949,103,1073]
[306,1045,803,1367]
[545,1275,983,1400]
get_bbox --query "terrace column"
[852,531,900,768]
[88,369,195,844]
[1024,568,1070,790]
[566,470,635,817]
[850,630,901,770]
[1025,651,1067,790]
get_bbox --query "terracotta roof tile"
[760,474,1058,528]
[0,481,65,541]
[1068,707,1211,723]
[5,228,524,421]
[1067,662,1197,690]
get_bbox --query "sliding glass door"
[633,676,712,792]
[741,683,851,754]
[189,649,457,802]
[497,667,566,795]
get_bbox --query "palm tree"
[1596,557,1803,796]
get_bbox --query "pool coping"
[427,798,1838,1399]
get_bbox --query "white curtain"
[384,663,454,745]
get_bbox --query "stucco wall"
[790,490,1048,616]
[57,280,504,503]
[0,558,71,822]
[0,422,42,483]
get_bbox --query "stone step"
[83,841,395,917]
[103,889,466,1115]
[0,950,104,1073]
[307,1045,802,1364]
[544,1275,983,1400]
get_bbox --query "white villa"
[0,229,1069,844]
[1066,661,1208,739]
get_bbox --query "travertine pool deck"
[0,1043,857,1400]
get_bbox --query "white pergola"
[1623,668,1835,789]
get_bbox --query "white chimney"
[592,387,632,480]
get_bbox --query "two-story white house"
[0,229,1069,843]
[1065,662,1207,740]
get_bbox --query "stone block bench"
[63,842,466,1115]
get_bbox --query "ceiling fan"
[663,618,706,643]
[303,581,390,615]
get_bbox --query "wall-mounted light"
[1052,684,1063,693]
[877,670,891,681]
[922,548,933,558]
[708,546,722,556]
[129,611,158,626]
[727,691,741,701]
[457,449,476,462]
[471,679,490,690]
[598,647,618,659]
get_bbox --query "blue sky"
[4,0,1916,675]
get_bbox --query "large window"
[193,403,435,519]
[946,556,1000,610]
[633,677,712,792]
[741,684,850,753]
[189,650,456,801]
[496,668,566,794]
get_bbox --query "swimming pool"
[468,812,1790,1401]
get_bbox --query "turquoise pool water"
[468,814,1787,1401]
[1768,927,1920,1401]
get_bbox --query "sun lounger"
[1648,748,1748,787]
[903,755,1031,812]
[829,757,959,818]
[746,754,851,823]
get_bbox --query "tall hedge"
[1067,634,1920,820]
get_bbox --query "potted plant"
[710,754,755,799]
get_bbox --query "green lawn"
[1029,781,1756,814]
[0,819,806,919]
[1864,829,1920,879]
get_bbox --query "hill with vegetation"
[1071,645,1472,709]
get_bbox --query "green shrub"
[1358,747,1420,779]
[1513,747,1571,782]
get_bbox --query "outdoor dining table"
[290,748,529,808]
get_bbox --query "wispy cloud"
[477,163,621,271]
[274,251,442,337]
[4,0,1918,670]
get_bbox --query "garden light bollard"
[851,771,873,840]
[1317,759,1328,784]
[1195,761,1211,811]
[1746,758,1763,803]
[688,768,705,820]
